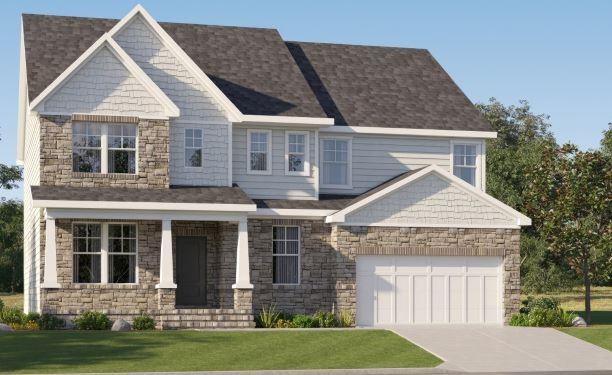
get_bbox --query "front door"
[176,236,207,306]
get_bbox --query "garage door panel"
[431,276,446,323]
[376,275,394,324]
[356,256,502,326]
[413,275,428,324]
[395,275,411,324]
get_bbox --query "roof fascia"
[29,33,179,117]
[46,208,248,222]
[320,125,497,139]
[326,164,531,226]
[250,208,336,218]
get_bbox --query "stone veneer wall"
[332,226,521,323]
[249,219,336,314]
[39,115,169,188]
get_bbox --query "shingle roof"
[286,42,492,131]
[31,185,254,205]
[22,14,326,118]
[254,195,355,210]
[22,13,492,131]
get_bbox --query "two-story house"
[17,5,530,328]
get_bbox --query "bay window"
[73,222,137,284]
[321,138,352,188]
[72,122,137,174]
[285,131,309,176]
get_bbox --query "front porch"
[33,186,258,328]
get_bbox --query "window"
[72,122,137,174]
[452,143,478,186]
[272,226,299,284]
[73,223,102,283]
[72,123,102,173]
[285,131,309,176]
[247,130,271,174]
[321,138,351,188]
[72,223,138,284]
[108,124,137,174]
[108,224,137,283]
[185,128,203,167]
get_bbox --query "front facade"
[18,6,529,328]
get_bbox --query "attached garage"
[356,255,503,326]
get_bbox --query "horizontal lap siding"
[321,134,450,195]
[232,127,316,199]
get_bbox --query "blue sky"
[1,1,610,200]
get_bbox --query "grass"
[0,330,442,373]
[0,293,23,310]
[523,286,612,351]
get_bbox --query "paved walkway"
[387,325,612,373]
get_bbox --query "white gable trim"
[107,5,332,126]
[325,164,531,226]
[30,33,179,118]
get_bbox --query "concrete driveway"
[387,325,612,373]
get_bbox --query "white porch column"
[155,219,176,289]
[232,218,253,289]
[41,216,60,288]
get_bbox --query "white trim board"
[325,164,531,226]
[46,208,248,222]
[251,208,335,218]
[320,126,497,139]
[35,199,256,212]
[30,33,179,118]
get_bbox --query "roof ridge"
[286,40,429,52]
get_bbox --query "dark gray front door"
[176,236,207,306]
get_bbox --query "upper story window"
[272,226,300,284]
[73,222,138,284]
[247,129,271,175]
[72,122,137,174]
[285,131,309,176]
[321,138,352,189]
[185,128,203,167]
[452,143,479,186]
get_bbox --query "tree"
[525,143,612,324]
[0,133,22,190]
[0,200,23,292]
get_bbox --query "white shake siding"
[23,114,41,313]
[115,16,230,186]
[42,47,167,117]
[232,127,317,199]
[320,134,451,195]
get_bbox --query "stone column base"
[233,288,253,311]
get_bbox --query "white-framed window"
[72,122,137,174]
[272,226,300,285]
[72,123,102,173]
[285,131,310,176]
[108,224,137,283]
[108,124,137,174]
[320,137,352,189]
[72,222,138,284]
[451,141,481,187]
[184,128,203,168]
[72,223,102,283]
[247,129,272,175]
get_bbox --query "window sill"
[69,283,142,289]
[320,184,353,190]
[246,170,272,176]
[71,172,138,180]
[273,283,301,287]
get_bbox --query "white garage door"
[356,256,503,326]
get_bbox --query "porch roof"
[32,185,255,211]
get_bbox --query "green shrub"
[274,318,294,328]
[0,298,4,312]
[256,305,280,328]
[292,314,317,328]
[40,314,65,330]
[0,306,25,325]
[133,314,156,330]
[73,311,111,330]
[520,296,559,314]
[510,307,576,327]
[336,309,355,327]
[313,311,337,328]
[9,320,40,331]
[25,312,41,324]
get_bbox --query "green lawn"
[0,330,442,373]
[524,287,612,351]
